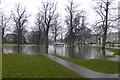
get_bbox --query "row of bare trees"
[0,1,61,53]
[0,0,119,54]
[0,3,29,48]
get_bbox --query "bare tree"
[93,0,115,54]
[0,13,10,44]
[50,13,61,43]
[35,13,45,45]
[65,0,76,46]
[65,0,83,46]
[118,2,120,43]
[65,0,77,46]
[79,11,89,45]
[11,3,29,48]
[0,2,1,52]
[38,1,57,53]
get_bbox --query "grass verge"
[53,54,120,74]
[3,54,83,78]
[0,53,2,78]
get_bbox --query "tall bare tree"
[38,1,57,53]
[93,0,115,54]
[65,0,82,46]
[11,3,29,48]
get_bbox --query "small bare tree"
[50,13,61,43]
[35,13,44,45]
[11,3,29,48]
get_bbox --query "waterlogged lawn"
[3,44,17,47]
[106,48,120,55]
[3,54,83,78]
[81,45,120,55]
[53,55,120,74]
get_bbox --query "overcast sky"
[0,0,119,31]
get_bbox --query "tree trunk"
[17,33,20,54]
[17,29,20,53]
[61,34,62,43]
[70,12,74,47]
[54,35,57,43]
[118,31,120,43]
[45,34,48,54]
[54,46,57,54]
[45,28,49,54]
[2,28,4,44]
[102,2,109,55]
[37,32,40,52]
[102,31,106,55]
[0,28,3,53]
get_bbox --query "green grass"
[53,55,120,74]
[106,48,120,55]
[80,45,101,48]
[3,54,83,78]
[2,44,17,48]
[100,55,115,59]
[0,53,2,78]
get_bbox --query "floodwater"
[2,44,116,60]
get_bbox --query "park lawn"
[53,55,120,74]
[0,53,2,78]
[2,54,83,78]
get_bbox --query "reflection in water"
[102,47,106,55]
[3,45,114,59]
[62,46,104,59]
[54,45,57,54]
[2,46,3,54]
[17,46,22,54]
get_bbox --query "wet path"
[43,54,119,78]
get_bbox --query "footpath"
[43,54,119,78]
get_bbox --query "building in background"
[106,32,119,43]
[90,32,119,44]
